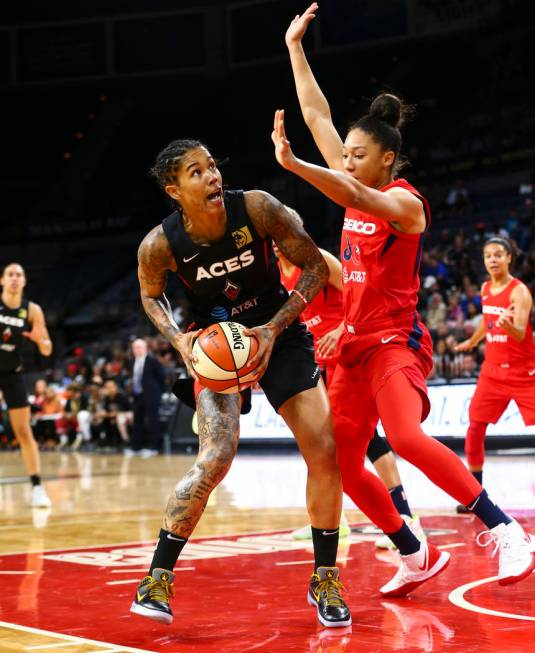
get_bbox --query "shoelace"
[476,530,505,558]
[315,578,346,608]
[143,577,174,603]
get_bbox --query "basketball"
[191,321,259,393]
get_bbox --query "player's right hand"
[172,330,202,381]
[272,109,296,170]
[285,3,318,48]
[454,339,473,352]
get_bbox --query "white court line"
[275,558,353,567]
[26,642,80,650]
[0,526,297,557]
[0,570,36,575]
[448,574,535,621]
[0,620,156,653]
[107,567,195,585]
[437,543,466,550]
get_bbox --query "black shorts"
[259,321,320,412]
[0,370,29,409]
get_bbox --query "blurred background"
[1,0,534,451]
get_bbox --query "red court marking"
[1,514,534,652]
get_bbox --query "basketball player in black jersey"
[130,139,351,629]
[0,263,52,508]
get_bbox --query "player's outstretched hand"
[454,339,473,352]
[242,325,276,382]
[272,109,296,170]
[285,2,318,48]
[172,330,202,381]
[496,303,514,328]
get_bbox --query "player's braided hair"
[349,92,415,176]
[149,139,206,189]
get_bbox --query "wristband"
[290,289,308,306]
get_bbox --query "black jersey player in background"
[0,263,53,508]
[129,139,351,629]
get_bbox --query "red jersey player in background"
[275,206,424,548]
[270,3,534,597]
[455,237,535,509]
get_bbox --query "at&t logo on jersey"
[343,267,367,284]
[196,250,254,281]
[343,218,377,234]
[231,297,258,317]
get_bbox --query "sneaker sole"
[306,591,352,628]
[498,553,535,586]
[130,601,173,625]
[380,551,451,598]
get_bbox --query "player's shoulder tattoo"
[243,189,283,239]
[138,225,176,272]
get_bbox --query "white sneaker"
[476,520,535,586]
[139,448,159,458]
[380,541,450,597]
[31,485,52,508]
[375,514,426,550]
[291,513,351,541]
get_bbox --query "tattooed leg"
[163,390,241,537]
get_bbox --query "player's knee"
[201,438,238,477]
[305,435,338,471]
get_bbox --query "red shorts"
[469,364,535,425]
[329,316,433,441]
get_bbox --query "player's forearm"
[141,294,181,343]
[267,260,328,335]
[288,43,331,126]
[286,157,363,209]
[501,320,526,342]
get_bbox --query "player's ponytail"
[349,92,415,176]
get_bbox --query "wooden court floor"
[1,449,534,652]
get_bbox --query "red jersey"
[278,262,343,365]
[481,277,535,370]
[340,178,430,331]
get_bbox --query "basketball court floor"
[1,449,534,652]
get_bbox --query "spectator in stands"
[63,382,91,450]
[446,292,464,331]
[446,179,471,213]
[426,292,447,331]
[31,381,63,449]
[93,379,131,450]
[128,338,165,458]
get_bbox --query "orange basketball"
[191,321,259,393]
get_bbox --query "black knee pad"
[366,429,392,463]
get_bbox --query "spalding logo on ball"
[192,321,259,393]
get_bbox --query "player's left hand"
[242,324,277,382]
[496,304,514,328]
[316,325,343,359]
[22,322,47,345]
[272,109,296,170]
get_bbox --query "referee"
[0,263,53,508]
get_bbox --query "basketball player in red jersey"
[455,237,535,491]
[270,3,535,596]
[275,208,423,547]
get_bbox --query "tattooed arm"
[242,190,328,379]
[138,226,200,377]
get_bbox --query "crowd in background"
[1,173,534,452]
